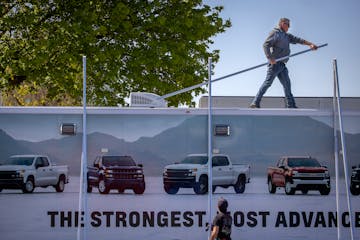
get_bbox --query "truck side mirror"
[138,164,143,168]
[353,166,356,169]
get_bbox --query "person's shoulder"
[272,27,282,33]
[214,212,225,221]
[268,27,282,38]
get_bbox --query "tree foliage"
[0,0,231,106]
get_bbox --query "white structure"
[199,96,360,110]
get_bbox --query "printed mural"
[0,108,359,240]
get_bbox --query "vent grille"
[130,92,167,108]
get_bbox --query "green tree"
[0,0,230,106]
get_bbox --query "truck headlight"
[135,174,144,179]
[136,169,143,174]
[188,168,197,176]
[325,170,330,178]
[16,170,25,178]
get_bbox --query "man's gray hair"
[279,17,290,26]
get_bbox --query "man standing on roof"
[250,18,318,108]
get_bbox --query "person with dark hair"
[250,17,318,108]
[209,198,232,240]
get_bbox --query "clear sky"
[199,0,360,101]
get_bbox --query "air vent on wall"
[60,123,76,135]
[129,92,167,108]
[214,124,230,136]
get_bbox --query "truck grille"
[0,171,18,180]
[165,169,190,178]
[296,173,325,178]
[111,169,142,179]
[294,172,326,180]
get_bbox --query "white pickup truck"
[0,155,69,193]
[163,154,250,194]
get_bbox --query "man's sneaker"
[249,103,260,108]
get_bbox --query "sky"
[197,0,360,102]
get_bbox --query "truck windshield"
[288,158,321,167]
[1,157,34,166]
[102,156,136,167]
[181,156,208,165]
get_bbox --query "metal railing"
[161,43,328,100]
[332,59,355,240]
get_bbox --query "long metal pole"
[332,60,341,240]
[207,57,213,240]
[333,59,354,240]
[161,43,328,100]
[77,56,88,240]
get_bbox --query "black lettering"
[302,211,313,227]
[342,212,350,227]
[275,212,287,227]
[91,211,101,227]
[247,211,257,227]
[116,212,127,227]
[74,211,79,227]
[74,211,84,227]
[129,211,140,227]
[171,211,181,227]
[328,212,337,227]
[289,212,300,227]
[158,211,168,227]
[183,211,193,227]
[233,211,245,227]
[143,211,155,227]
[80,211,84,227]
[61,211,72,227]
[48,211,58,227]
[258,211,270,227]
[314,212,326,227]
[194,211,206,227]
[102,211,113,227]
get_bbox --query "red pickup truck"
[267,156,330,195]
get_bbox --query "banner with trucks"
[0,107,359,240]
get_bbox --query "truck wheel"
[22,178,35,193]
[285,180,295,195]
[194,176,208,194]
[350,185,360,195]
[319,186,330,195]
[133,182,145,194]
[98,179,110,194]
[55,176,65,192]
[164,184,179,194]
[234,175,246,194]
[268,179,276,194]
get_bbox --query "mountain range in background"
[1,116,359,177]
